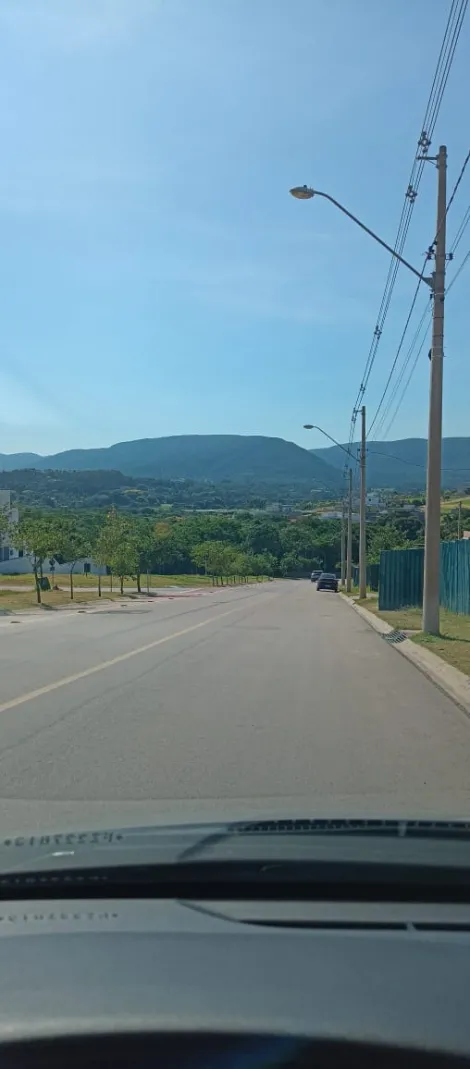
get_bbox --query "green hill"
[0,435,342,491]
[311,437,470,491]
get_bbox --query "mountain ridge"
[0,434,342,490]
[311,437,470,491]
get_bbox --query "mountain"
[311,437,470,491]
[0,435,342,491]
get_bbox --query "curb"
[339,592,470,717]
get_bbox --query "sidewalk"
[340,593,470,718]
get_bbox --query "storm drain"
[382,629,407,644]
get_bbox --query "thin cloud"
[0,0,156,50]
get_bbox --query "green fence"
[441,539,470,614]
[378,547,424,611]
[352,564,380,591]
[379,540,470,614]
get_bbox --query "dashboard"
[0,896,469,1065]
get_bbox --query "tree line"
[4,507,351,603]
[3,500,460,605]
[0,468,316,512]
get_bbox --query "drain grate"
[382,629,407,644]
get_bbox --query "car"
[310,570,322,582]
[317,572,338,592]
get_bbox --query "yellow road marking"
[0,604,245,714]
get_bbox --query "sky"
[0,0,469,457]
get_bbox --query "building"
[0,490,19,564]
[0,489,107,575]
[366,491,382,507]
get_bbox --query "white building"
[0,489,107,575]
[0,490,19,565]
[366,491,381,507]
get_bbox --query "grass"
[357,595,470,676]
[0,573,269,612]
[0,572,215,590]
[412,615,470,676]
[441,495,470,513]
[0,572,271,591]
[0,588,122,613]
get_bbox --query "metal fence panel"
[440,539,470,614]
[378,540,470,615]
[378,548,424,610]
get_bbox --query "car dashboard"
[0,896,470,1067]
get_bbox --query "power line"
[367,273,425,438]
[380,310,431,441]
[347,0,468,448]
[447,246,470,292]
[368,135,470,440]
[445,145,470,217]
[368,450,470,476]
[450,204,470,253]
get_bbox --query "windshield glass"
[0,1,469,851]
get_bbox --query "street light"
[303,423,355,458]
[293,156,447,633]
[290,187,432,286]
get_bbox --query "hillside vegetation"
[0,434,342,490]
[311,437,470,491]
[0,468,327,511]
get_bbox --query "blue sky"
[0,0,469,456]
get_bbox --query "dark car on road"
[310,570,322,583]
[317,572,338,592]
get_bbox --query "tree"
[0,505,10,543]
[94,509,139,594]
[191,540,235,584]
[131,517,155,593]
[366,523,410,564]
[55,518,92,600]
[16,513,60,603]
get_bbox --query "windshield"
[0,1,469,853]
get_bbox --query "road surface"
[0,580,470,832]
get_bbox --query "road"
[0,580,470,832]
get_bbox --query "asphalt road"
[1,580,470,831]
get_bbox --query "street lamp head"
[303,424,315,430]
[290,185,315,200]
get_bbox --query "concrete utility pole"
[423,145,447,634]
[346,467,353,593]
[359,406,367,599]
[341,497,346,586]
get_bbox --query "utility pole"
[458,500,462,540]
[359,405,367,599]
[346,467,353,593]
[340,496,346,586]
[423,145,447,634]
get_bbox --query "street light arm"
[293,187,432,287]
[303,424,356,460]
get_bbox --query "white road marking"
[0,603,246,713]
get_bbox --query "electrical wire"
[450,203,470,252]
[347,0,468,448]
[445,146,470,217]
[368,135,470,441]
[377,305,431,440]
[447,246,470,292]
[367,273,425,438]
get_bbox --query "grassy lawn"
[0,573,269,610]
[0,589,122,613]
[412,616,470,676]
[0,572,270,591]
[0,573,219,591]
[441,495,470,513]
[355,595,470,676]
